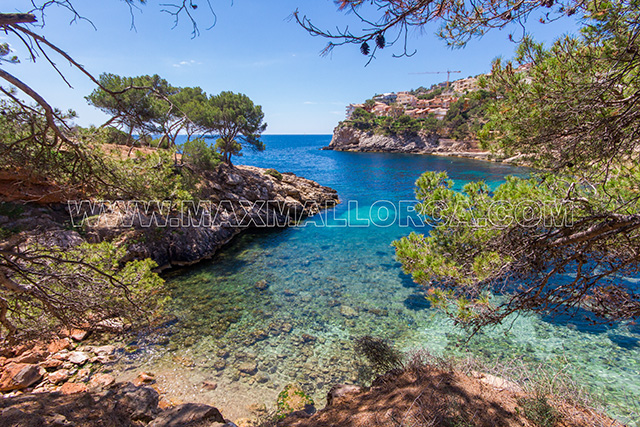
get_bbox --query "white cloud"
[172,59,200,68]
[303,101,317,105]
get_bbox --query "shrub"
[354,335,403,374]
[264,168,283,181]
[181,138,222,172]
[517,395,560,427]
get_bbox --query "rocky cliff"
[327,125,489,159]
[1,164,339,271]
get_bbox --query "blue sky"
[7,1,579,134]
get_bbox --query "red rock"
[48,369,70,385]
[133,372,155,387]
[48,338,71,354]
[14,350,48,364]
[88,373,115,389]
[69,329,90,342]
[59,382,88,394]
[158,397,174,410]
[40,358,64,370]
[76,368,91,381]
[0,363,45,392]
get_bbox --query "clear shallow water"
[116,135,640,423]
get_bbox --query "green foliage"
[199,91,267,165]
[342,108,439,136]
[264,168,283,181]
[480,0,640,169]
[1,241,166,338]
[393,167,640,328]
[181,138,221,172]
[417,86,444,100]
[0,42,19,64]
[86,73,175,142]
[517,395,560,427]
[97,144,193,201]
[442,90,492,140]
[395,1,640,330]
[354,335,403,374]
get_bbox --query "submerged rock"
[276,383,315,418]
[339,305,357,318]
[238,361,257,375]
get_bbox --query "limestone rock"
[0,363,45,391]
[471,371,523,393]
[149,403,225,427]
[93,345,116,356]
[133,372,155,386]
[202,380,218,391]
[40,358,64,370]
[81,164,338,270]
[117,383,159,422]
[238,361,257,375]
[328,125,438,153]
[48,339,71,354]
[67,351,90,365]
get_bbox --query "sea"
[112,135,640,423]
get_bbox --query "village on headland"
[330,65,533,162]
[345,75,481,121]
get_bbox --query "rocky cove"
[1,135,638,426]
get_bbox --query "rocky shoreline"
[1,164,339,272]
[326,125,491,161]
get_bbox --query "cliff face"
[83,165,339,270]
[327,125,488,159]
[328,126,439,153]
[2,165,339,271]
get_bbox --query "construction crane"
[409,70,462,88]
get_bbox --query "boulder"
[64,328,90,342]
[0,363,45,391]
[48,369,71,385]
[471,371,523,393]
[339,305,357,318]
[327,384,365,406]
[93,345,116,356]
[133,372,155,386]
[40,358,64,370]
[89,373,116,389]
[276,383,315,418]
[238,361,257,375]
[149,403,225,427]
[67,351,90,365]
[117,383,160,422]
[60,382,88,394]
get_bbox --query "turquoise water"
[119,135,639,423]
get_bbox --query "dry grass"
[276,349,630,427]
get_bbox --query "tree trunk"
[0,13,37,27]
